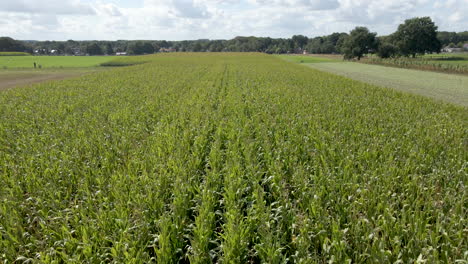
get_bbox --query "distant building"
[159,47,176,53]
[116,52,127,56]
[442,46,463,53]
[34,48,48,55]
[463,43,468,51]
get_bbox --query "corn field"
[363,57,468,75]
[0,53,467,263]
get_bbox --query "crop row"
[0,53,467,263]
[363,57,468,75]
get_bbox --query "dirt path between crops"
[0,71,86,91]
[0,68,107,91]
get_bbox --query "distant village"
[33,47,178,56]
[2,27,467,57]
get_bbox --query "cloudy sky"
[1,0,467,40]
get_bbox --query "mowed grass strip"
[0,53,466,263]
[278,54,340,63]
[305,61,468,107]
[363,53,468,74]
[0,52,30,56]
[0,55,118,69]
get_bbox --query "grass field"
[0,52,30,56]
[277,54,339,63]
[0,55,117,69]
[363,53,468,74]
[424,53,468,67]
[304,61,468,106]
[0,53,467,263]
[0,55,118,90]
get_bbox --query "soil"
[0,71,86,91]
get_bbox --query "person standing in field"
[34,62,36,68]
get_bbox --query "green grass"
[305,62,468,106]
[277,54,339,63]
[0,52,30,56]
[364,53,468,74]
[421,53,468,67]
[0,53,467,263]
[0,56,118,69]
[423,53,468,59]
[427,58,468,66]
[100,56,150,67]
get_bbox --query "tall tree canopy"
[341,27,377,60]
[86,43,103,55]
[0,37,29,52]
[393,17,441,57]
[437,31,468,47]
[292,35,308,50]
[127,41,155,55]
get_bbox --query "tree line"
[1,17,466,58]
[341,17,467,60]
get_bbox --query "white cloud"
[0,0,466,40]
[2,0,95,15]
[96,3,123,16]
[249,0,339,10]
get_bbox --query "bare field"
[0,69,99,90]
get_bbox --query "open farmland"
[277,55,339,64]
[0,69,101,91]
[362,53,468,75]
[0,53,467,263]
[304,61,468,107]
[0,56,116,90]
[0,52,30,56]
[0,56,117,69]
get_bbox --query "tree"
[306,37,323,53]
[127,41,154,55]
[192,42,202,52]
[377,42,397,58]
[335,33,348,53]
[292,35,308,50]
[393,17,441,57]
[437,31,468,47]
[208,40,224,52]
[56,43,66,54]
[105,43,114,55]
[86,43,103,55]
[0,37,29,52]
[341,27,377,60]
[141,42,155,54]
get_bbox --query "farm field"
[0,56,118,90]
[0,53,467,263]
[277,54,339,63]
[305,61,468,106]
[363,53,468,74]
[0,52,30,56]
[0,55,117,69]
[0,69,99,90]
[423,53,468,60]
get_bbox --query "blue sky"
[1,0,467,40]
